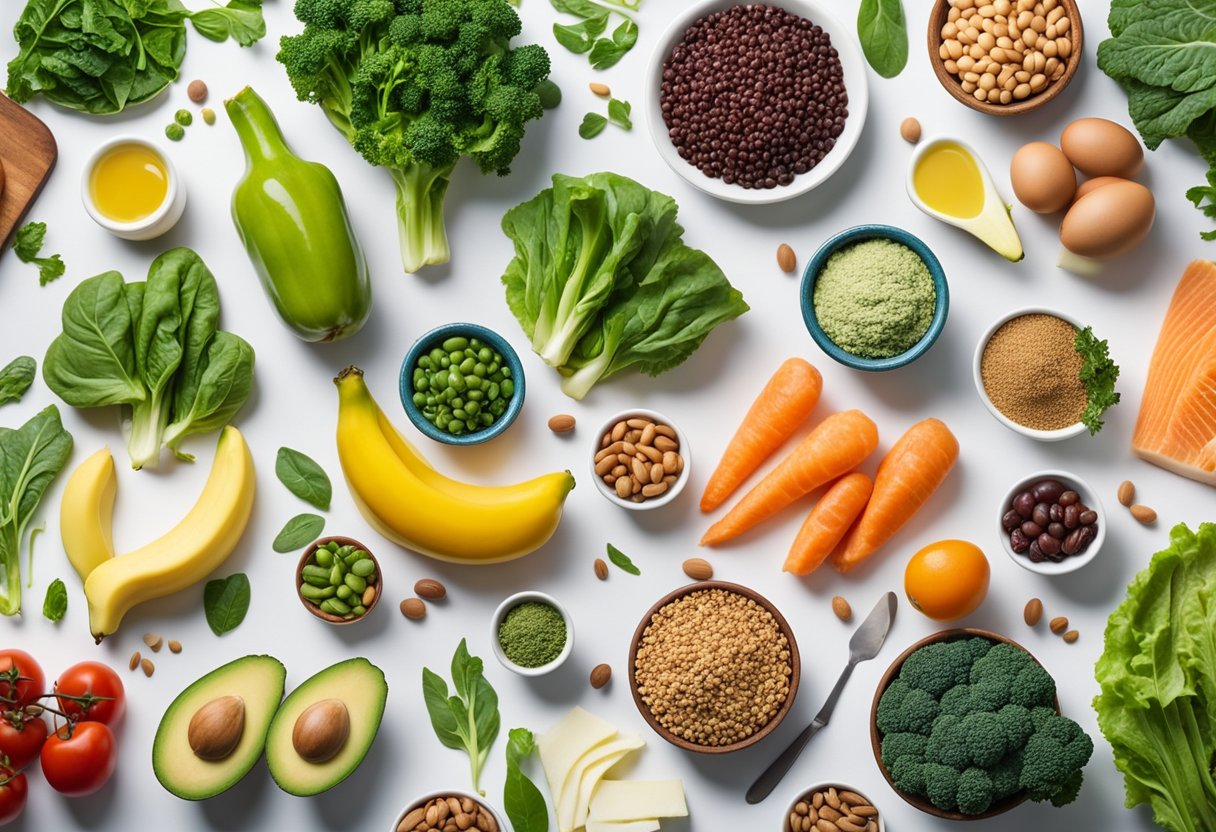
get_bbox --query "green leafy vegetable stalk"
[857,0,908,79]
[42,578,67,623]
[422,639,501,793]
[12,222,65,286]
[277,0,553,273]
[504,728,548,832]
[550,0,639,70]
[1074,326,1120,435]
[203,572,251,635]
[1095,523,1216,832]
[0,358,36,408]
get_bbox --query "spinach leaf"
[553,15,607,54]
[579,113,608,139]
[272,513,324,553]
[188,0,265,46]
[589,19,637,70]
[504,728,548,832]
[549,0,639,69]
[857,0,908,79]
[203,572,250,635]
[606,542,639,575]
[275,447,332,510]
[12,222,65,286]
[607,98,632,130]
[42,578,67,622]
[0,357,36,407]
[422,639,500,792]
[0,406,73,616]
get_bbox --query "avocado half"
[265,657,388,796]
[153,654,287,800]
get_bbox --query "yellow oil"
[89,144,169,223]
[914,142,984,219]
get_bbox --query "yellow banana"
[335,366,574,564]
[60,448,118,582]
[81,427,255,641]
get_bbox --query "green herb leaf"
[188,0,266,47]
[275,447,332,510]
[579,113,608,139]
[203,572,250,635]
[12,222,65,286]
[0,357,36,407]
[857,0,908,79]
[607,98,632,130]
[1075,326,1121,435]
[272,513,325,553]
[41,578,66,622]
[589,19,637,69]
[553,15,608,54]
[504,728,548,832]
[606,542,640,575]
[422,639,500,792]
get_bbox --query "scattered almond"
[129,651,141,671]
[682,557,713,581]
[1063,629,1079,643]
[141,658,155,677]
[1024,598,1043,627]
[593,558,609,580]
[168,639,183,654]
[1130,504,1157,525]
[548,414,576,433]
[831,596,852,622]
[143,632,163,652]
[414,579,447,600]
[1049,616,1069,634]
[589,82,611,97]
[187,79,208,103]
[900,116,922,144]
[776,243,796,273]
[589,663,612,689]
[400,598,427,620]
[1117,479,1135,506]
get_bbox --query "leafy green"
[554,15,608,53]
[203,572,250,635]
[501,172,748,399]
[0,406,72,616]
[422,639,501,793]
[1095,523,1216,832]
[1074,326,1121,435]
[41,578,66,622]
[275,447,331,510]
[43,248,254,470]
[504,728,548,832]
[579,113,607,139]
[272,513,325,553]
[607,98,631,129]
[549,0,639,69]
[857,0,908,78]
[12,222,65,286]
[0,358,36,407]
[606,542,639,575]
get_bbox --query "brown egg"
[1060,180,1155,259]
[1010,142,1076,213]
[1061,118,1144,178]
[1073,176,1126,203]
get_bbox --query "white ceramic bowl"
[972,307,1088,441]
[645,0,869,205]
[490,591,574,677]
[81,136,186,240]
[590,408,690,511]
[997,470,1104,576]
[784,782,886,832]
[389,790,507,832]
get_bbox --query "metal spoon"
[746,591,898,804]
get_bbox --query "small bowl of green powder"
[800,225,949,371]
[491,591,574,676]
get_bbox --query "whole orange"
[904,539,990,620]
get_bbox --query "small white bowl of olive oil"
[82,136,185,240]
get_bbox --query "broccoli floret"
[939,684,975,718]
[926,714,970,769]
[961,711,1009,768]
[924,763,961,812]
[990,749,1024,800]
[961,636,993,662]
[956,767,995,815]
[994,704,1033,749]
[1028,705,1057,731]
[881,732,928,768]
[891,757,927,796]
[1019,715,1094,804]
[877,681,940,735]
[901,641,974,698]
[970,642,1036,686]
[1009,663,1057,709]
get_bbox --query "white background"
[0,0,1209,830]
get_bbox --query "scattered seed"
[400,598,427,620]
[548,414,576,433]
[589,82,611,97]
[201,107,216,126]
[143,633,163,652]
[1063,629,1079,643]
[590,663,612,689]
[141,658,155,677]
[900,116,922,143]
[1117,479,1135,506]
[414,579,447,600]
[129,651,141,671]
[776,243,796,273]
[1024,598,1043,627]
[168,639,183,654]
[831,596,852,621]
[682,557,713,581]
[1049,616,1069,634]
[593,558,609,580]
[1130,504,1157,525]
[187,79,208,103]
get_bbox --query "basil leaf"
[857,0,908,79]
[275,447,332,510]
[422,639,500,792]
[42,578,67,622]
[272,513,325,553]
[553,15,608,54]
[504,728,548,832]
[422,667,465,749]
[188,0,266,47]
[0,357,36,407]
[203,573,250,635]
[606,542,640,575]
[579,113,608,139]
[607,98,632,130]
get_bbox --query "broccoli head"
[994,704,1033,749]
[891,757,927,796]
[877,680,941,735]
[881,731,928,769]
[961,711,1009,768]
[970,642,1036,686]
[956,767,995,815]
[923,763,961,812]
[939,683,975,718]
[901,640,974,698]
[1009,662,1057,709]
[1019,714,1093,804]
[927,714,970,769]
[989,749,1024,800]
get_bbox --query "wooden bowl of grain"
[628,581,800,754]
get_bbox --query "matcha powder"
[812,239,936,359]
[498,601,567,667]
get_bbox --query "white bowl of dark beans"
[646,0,869,204]
[998,471,1104,575]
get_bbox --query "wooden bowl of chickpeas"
[928,0,1083,116]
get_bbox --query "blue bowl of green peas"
[296,536,382,625]
[399,323,526,445]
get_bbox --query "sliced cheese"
[585,821,660,832]
[538,707,619,809]
[588,780,687,823]
[559,735,644,832]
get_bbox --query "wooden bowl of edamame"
[296,536,382,625]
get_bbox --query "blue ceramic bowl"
[799,225,949,372]
[399,322,526,446]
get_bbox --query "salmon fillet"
[1131,260,1216,485]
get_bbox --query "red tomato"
[40,722,117,797]
[0,651,43,708]
[55,662,125,725]
[0,712,46,771]
[0,771,26,825]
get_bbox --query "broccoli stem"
[390,164,453,273]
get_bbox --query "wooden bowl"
[927,0,1083,116]
[628,581,800,754]
[295,536,382,625]
[869,628,1061,820]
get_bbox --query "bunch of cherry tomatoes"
[0,649,124,825]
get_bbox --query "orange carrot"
[832,418,959,573]
[783,472,873,575]
[701,409,879,546]
[700,358,823,513]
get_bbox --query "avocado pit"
[292,698,350,763]
[188,695,246,761]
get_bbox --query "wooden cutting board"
[0,93,57,251]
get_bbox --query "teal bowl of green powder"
[491,591,574,676]
[800,225,949,371]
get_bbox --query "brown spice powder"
[981,314,1087,430]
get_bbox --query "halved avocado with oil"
[265,657,387,796]
[153,655,287,800]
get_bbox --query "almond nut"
[141,658,155,677]
[831,596,852,622]
[397,807,426,831]
[400,598,427,620]
[1024,598,1043,627]
[593,558,609,580]
[548,414,576,433]
[1117,479,1135,506]
[414,579,447,600]
[1063,629,1079,643]
[129,651,141,671]
[1130,504,1157,524]
[683,557,713,581]
[589,82,611,97]
[188,695,246,760]
[1050,616,1069,634]
[776,243,796,273]
[167,639,183,654]
[590,663,612,689]
[292,698,350,763]
[143,632,163,652]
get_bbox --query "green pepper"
[227,87,371,342]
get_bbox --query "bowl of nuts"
[629,581,800,754]
[296,536,382,624]
[391,790,504,832]
[928,0,1083,116]
[785,783,884,832]
[591,409,689,510]
[998,470,1103,575]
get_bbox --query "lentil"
[981,314,1086,430]
[634,588,791,746]
[659,4,848,190]
[187,79,208,103]
[498,601,567,668]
